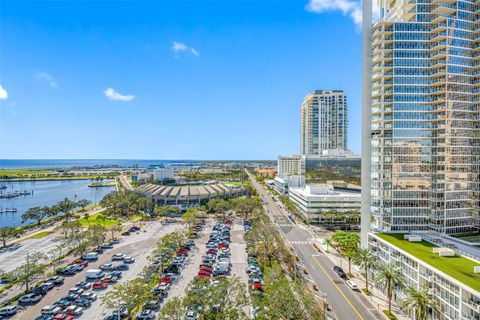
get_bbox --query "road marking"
[311,254,365,320]
[288,240,311,245]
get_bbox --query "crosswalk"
[276,223,293,227]
[288,240,312,245]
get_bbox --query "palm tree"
[352,248,376,292]
[324,238,333,253]
[375,263,404,316]
[401,285,434,320]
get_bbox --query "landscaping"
[24,231,53,240]
[375,233,480,292]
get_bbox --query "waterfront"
[0,180,115,227]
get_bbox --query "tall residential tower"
[369,0,480,235]
[300,90,348,156]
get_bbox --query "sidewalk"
[315,237,410,320]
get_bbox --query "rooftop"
[375,233,480,293]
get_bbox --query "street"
[246,171,383,320]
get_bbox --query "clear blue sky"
[0,0,362,160]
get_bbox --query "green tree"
[331,231,360,274]
[182,207,199,231]
[12,252,47,291]
[375,263,404,316]
[0,227,24,248]
[21,206,47,226]
[77,199,92,212]
[60,220,82,239]
[56,197,78,222]
[401,285,435,320]
[157,297,185,320]
[206,198,230,221]
[352,248,376,292]
[109,223,123,240]
[324,238,333,253]
[101,278,153,318]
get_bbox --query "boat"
[0,208,17,213]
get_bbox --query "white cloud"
[35,71,58,88]
[104,88,135,102]
[172,41,199,57]
[306,0,362,27]
[0,85,7,100]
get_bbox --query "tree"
[60,220,82,240]
[324,238,333,253]
[245,224,277,266]
[0,227,24,248]
[12,252,47,291]
[77,199,92,212]
[352,248,376,292]
[401,285,435,320]
[331,231,360,274]
[182,207,199,231]
[232,198,259,220]
[158,297,185,320]
[102,278,153,318]
[154,205,178,217]
[109,223,123,240]
[22,206,47,226]
[375,263,404,316]
[56,198,78,222]
[206,198,230,221]
[87,225,107,248]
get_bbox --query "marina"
[0,179,115,227]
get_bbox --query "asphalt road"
[246,171,383,320]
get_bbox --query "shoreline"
[0,177,112,182]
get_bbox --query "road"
[13,221,182,320]
[246,171,383,320]
[117,176,133,191]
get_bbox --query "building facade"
[154,168,174,182]
[277,155,304,177]
[300,90,348,156]
[370,0,480,234]
[368,233,480,320]
[288,184,361,224]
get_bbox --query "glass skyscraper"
[300,90,348,156]
[370,0,479,234]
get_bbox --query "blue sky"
[0,0,362,160]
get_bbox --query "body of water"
[0,180,115,227]
[0,159,200,169]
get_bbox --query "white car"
[41,305,62,315]
[81,291,97,301]
[346,280,359,291]
[112,253,126,261]
[0,305,17,316]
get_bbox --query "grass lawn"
[0,169,56,176]
[376,233,480,292]
[77,212,119,227]
[24,231,53,240]
[462,236,480,242]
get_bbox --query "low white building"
[154,168,174,181]
[288,184,360,223]
[274,175,305,195]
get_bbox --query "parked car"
[65,305,83,316]
[81,292,97,301]
[59,266,76,276]
[41,305,62,315]
[74,298,92,308]
[135,309,155,320]
[19,293,42,304]
[100,263,115,271]
[82,252,98,261]
[75,281,91,290]
[112,253,126,261]
[346,280,359,291]
[69,287,84,295]
[115,264,129,271]
[53,299,72,309]
[0,306,17,317]
[53,314,74,320]
[142,300,160,311]
[123,256,135,264]
[92,281,108,290]
[85,269,104,280]
[46,276,65,286]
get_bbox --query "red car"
[218,244,229,249]
[92,281,108,290]
[252,282,263,291]
[177,248,189,255]
[206,249,217,255]
[54,314,74,320]
[198,270,211,278]
[160,275,173,283]
[72,259,88,267]
[224,221,233,225]
[200,266,213,272]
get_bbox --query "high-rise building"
[300,90,348,156]
[368,0,480,235]
[277,155,304,177]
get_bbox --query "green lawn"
[24,231,53,240]
[376,233,480,292]
[77,215,119,228]
[0,169,56,176]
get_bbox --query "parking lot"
[9,221,182,320]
